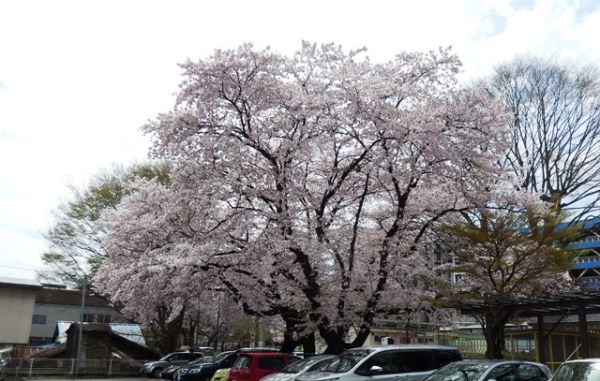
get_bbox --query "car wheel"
[152,368,163,378]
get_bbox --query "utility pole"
[75,274,87,375]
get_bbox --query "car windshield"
[215,351,236,365]
[188,357,213,366]
[280,356,331,373]
[552,362,600,381]
[159,353,177,361]
[423,362,492,381]
[320,350,374,373]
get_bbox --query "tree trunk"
[482,310,510,359]
[164,312,185,352]
[280,331,299,353]
[153,306,186,354]
[319,324,370,354]
[181,317,198,348]
[280,314,316,354]
[301,332,316,355]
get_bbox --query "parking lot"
[8,378,149,381]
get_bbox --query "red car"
[229,352,301,381]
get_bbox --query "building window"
[82,313,111,323]
[32,314,47,324]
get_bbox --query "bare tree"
[484,56,600,220]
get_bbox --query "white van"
[294,345,462,381]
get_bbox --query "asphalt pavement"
[6,377,148,381]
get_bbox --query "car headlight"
[189,369,203,374]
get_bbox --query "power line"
[0,264,39,274]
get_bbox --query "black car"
[141,351,205,378]
[175,349,280,381]
[162,357,214,380]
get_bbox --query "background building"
[568,216,600,288]
[29,286,128,346]
[0,277,42,345]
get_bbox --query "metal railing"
[5,357,150,378]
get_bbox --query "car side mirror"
[369,365,384,374]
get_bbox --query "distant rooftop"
[0,276,42,290]
[55,321,146,347]
[35,287,113,308]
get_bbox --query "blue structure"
[567,216,600,289]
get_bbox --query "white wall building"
[0,277,42,345]
[29,287,129,345]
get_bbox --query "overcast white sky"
[1,0,599,280]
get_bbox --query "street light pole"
[75,274,87,375]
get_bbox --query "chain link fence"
[5,357,152,378]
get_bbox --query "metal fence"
[5,357,150,378]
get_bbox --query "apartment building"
[569,216,600,288]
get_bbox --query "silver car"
[551,359,600,381]
[0,356,6,381]
[295,345,462,381]
[260,354,335,381]
[422,359,552,381]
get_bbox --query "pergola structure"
[454,290,600,362]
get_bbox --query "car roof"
[237,352,297,356]
[451,360,544,365]
[560,359,600,363]
[349,344,459,352]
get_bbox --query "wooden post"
[536,313,546,364]
[578,304,590,358]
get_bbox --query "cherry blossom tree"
[39,163,170,290]
[95,42,514,353]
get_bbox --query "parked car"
[422,359,552,381]
[260,354,336,381]
[0,356,6,381]
[162,357,214,380]
[141,351,205,378]
[210,367,231,381]
[228,352,301,381]
[175,348,280,381]
[295,345,462,381]
[551,359,600,381]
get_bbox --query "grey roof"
[55,321,146,347]
[110,323,146,346]
[0,276,42,289]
